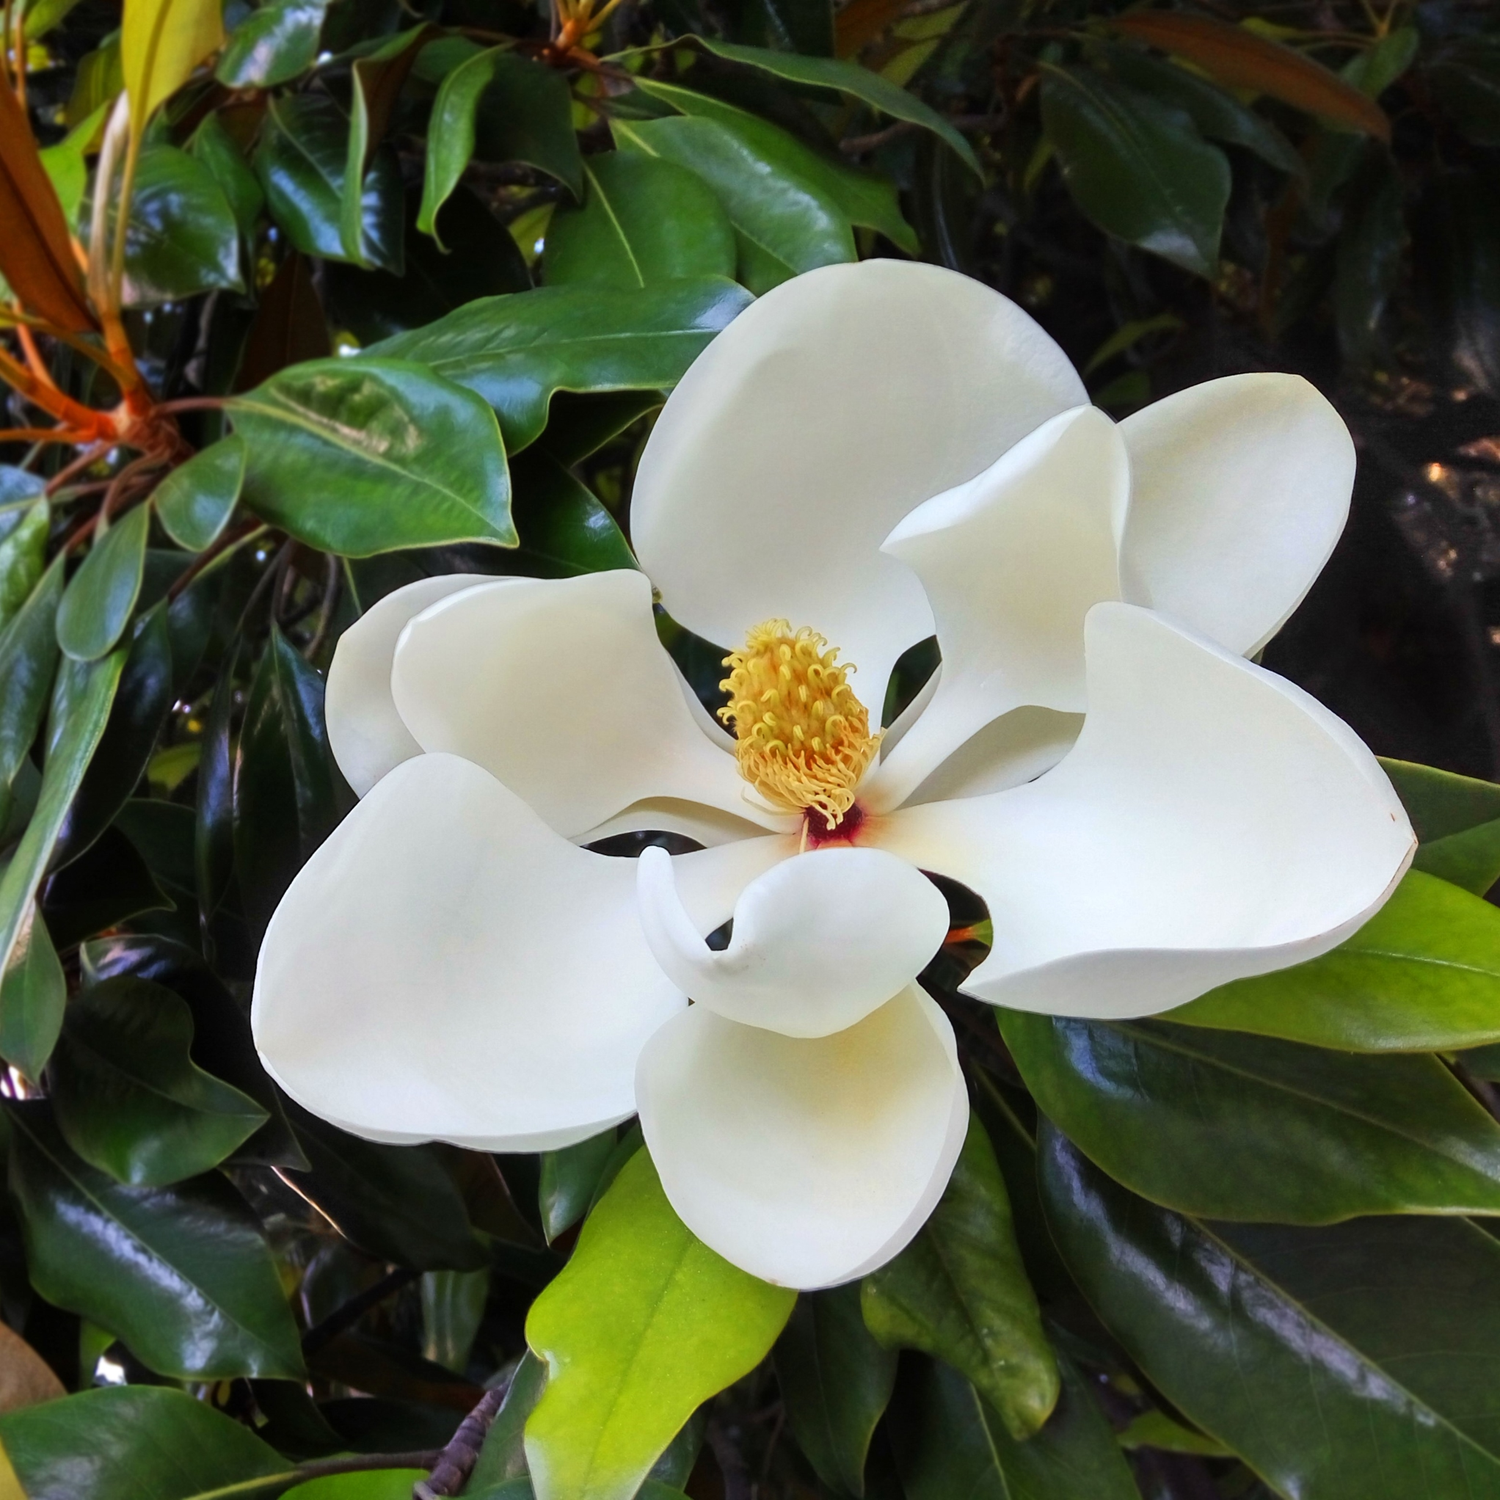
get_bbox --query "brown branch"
[167,519,264,601]
[302,1265,419,1356]
[414,1382,512,1499]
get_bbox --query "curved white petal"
[390,570,783,840]
[577,798,791,849]
[631,261,1087,703]
[637,845,948,1038]
[869,406,1125,811]
[636,986,968,1288]
[326,574,494,796]
[871,604,1415,1019]
[1119,373,1355,655]
[900,707,1083,807]
[251,752,692,1152]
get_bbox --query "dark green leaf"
[468,1349,547,1490]
[1000,1009,1500,1221]
[1429,38,1500,148]
[50,976,268,1186]
[41,821,170,948]
[118,144,245,307]
[55,502,149,661]
[888,1352,1139,1500]
[1039,1122,1500,1499]
[0,493,48,632]
[538,1128,617,1242]
[189,112,265,238]
[537,390,661,466]
[728,0,832,58]
[1174,871,1500,1051]
[218,0,330,88]
[1381,756,1500,894]
[369,278,751,452]
[421,1267,489,1372]
[613,115,853,293]
[544,152,736,290]
[509,451,636,579]
[1335,151,1404,363]
[154,435,245,553]
[0,905,64,1084]
[774,1285,895,1496]
[7,1101,305,1380]
[419,46,583,237]
[230,358,513,555]
[862,1112,1057,1440]
[524,1149,795,1500]
[634,78,919,253]
[1420,167,1500,399]
[0,554,63,790]
[281,1100,489,1271]
[1040,63,1230,278]
[255,93,403,272]
[195,639,252,978]
[0,1385,290,1500]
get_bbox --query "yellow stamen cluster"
[719,620,879,829]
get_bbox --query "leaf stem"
[301,1265,420,1355]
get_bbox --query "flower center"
[719,619,880,832]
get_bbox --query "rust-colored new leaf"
[1112,11,1390,142]
[835,0,908,57]
[0,75,97,332]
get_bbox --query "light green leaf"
[228,358,514,556]
[121,0,224,133]
[862,1111,1058,1439]
[55,502,149,661]
[613,115,853,293]
[1381,756,1500,894]
[154,435,246,552]
[369,279,751,452]
[283,1472,430,1499]
[524,1150,795,1500]
[1173,870,1500,1051]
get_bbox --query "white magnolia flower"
[252,261,1415,1289]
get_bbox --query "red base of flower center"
[804,801,866,847]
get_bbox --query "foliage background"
[2,0,1500,1497]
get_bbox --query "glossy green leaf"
[422,1267,489,1372]
[539,1128,618,1242]
[862,1112,1058,1440]
[1000,1009,1500,1221]
[370,278,751,452]
[1335,152,1404,364]
[189,113,265,237]
[888,1352,1139,1500]
[468,1349,548,1490]
[0,904,64,1083]
[43,822,169,948]
[50,976,268,1187]
[613,115,853,293]
[0,1385,291,1500]
[1173,870,1500,1051]
[0,494,48,632]
[55,503,149,661]
[255,94,403,272]
[634,78,919,252]
[154,435,246,552]
[509,452,636,579]
[419,46,583,239]
[282,1100,489,1271]
[195,640,252,978]
[217,0,329,88]
[1381,756,1500,894]
[544,152,736,290]
[686,37,980,175]
[0,647,121,980]
[8,1102,305,1380]
[0,555,62,790]
[538,390,661,466]
[117,144,244,307]
[284,1472,429,1499]
[774,1285,895,1496]
[1039,1122,1500,1498]
[524,1149,795,1500]
[1039,63,1230,277]
[229,358,513,555]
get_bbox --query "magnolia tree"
[0,1,1499,1498]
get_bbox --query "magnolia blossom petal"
[391,570,783,839]
[326,574,494,796]
[1120,373,1355,656]
[637,845,948,1038]
[900,707,1083,807]
[870,406,1126,811]
[873,604,1415,1019]
[636,986,968,1288]
[631,260,1087,703]
[251,752,694,1152]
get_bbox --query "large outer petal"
[871,604,1415,1019]
[1119,373,1355,656]
[869,406,1125,811]
[636,986,968,1288]
[636,845,948,1037]
[390,570,787,840]
[251,753,783,1151]
[630,260,1087,701]
[326,574,494,796]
